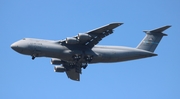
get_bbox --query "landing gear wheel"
[82,65,87,69]
[81,63,88,69]
[32,56,35,60]
[72,55,82,61]
[84,56,93,63]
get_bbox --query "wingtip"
[166,25,172,27]
[119,23,124,25]
[110,22,123,26]
[166,25,172,29]
[106,22,123,28]
[162,25,172,29]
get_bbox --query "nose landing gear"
[32,56,35,60]
[31,53,38,60]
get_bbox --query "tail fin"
[137,25,171,52]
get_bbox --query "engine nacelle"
[51,58,64,65]
[54,66,66,72]
[78,33,91,41]
[66,37,79,44]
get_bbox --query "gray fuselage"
[11,38,157,63]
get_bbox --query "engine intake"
[54,66,66,72]
[66,37,79,44]
[51,58,63,65]
[78,33,91,41]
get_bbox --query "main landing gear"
[72,54,93,63]
[84,56,93,63]
[81,63,87,69]
[72,54,82,61]
[72,54,93,73]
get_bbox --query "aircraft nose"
[11,42,19,51]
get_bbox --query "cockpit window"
[22,38,26,40]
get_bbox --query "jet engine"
[51,58,64,65]
[66,37,79,44]
[78,33,91,41]
[54,66,66,72]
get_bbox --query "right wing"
[61,23,123,48]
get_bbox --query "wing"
[53,59,82,81]
[66,68,80,81]
[62,23,123,48]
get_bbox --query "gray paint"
[137,25,171,52]
[11,23,171,81]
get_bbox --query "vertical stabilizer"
[137,25,171,52]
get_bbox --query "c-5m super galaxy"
[11,23,171,81]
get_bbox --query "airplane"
[11,23,171,81]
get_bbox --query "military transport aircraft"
[11,23,171,81]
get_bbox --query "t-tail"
[137,25,171,52]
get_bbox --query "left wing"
[53,59,82,81]
[62,23,123,48]
[66,68,80,81]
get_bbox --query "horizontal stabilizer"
[143,25,171,36]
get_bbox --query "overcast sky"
[1,0,180,99]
